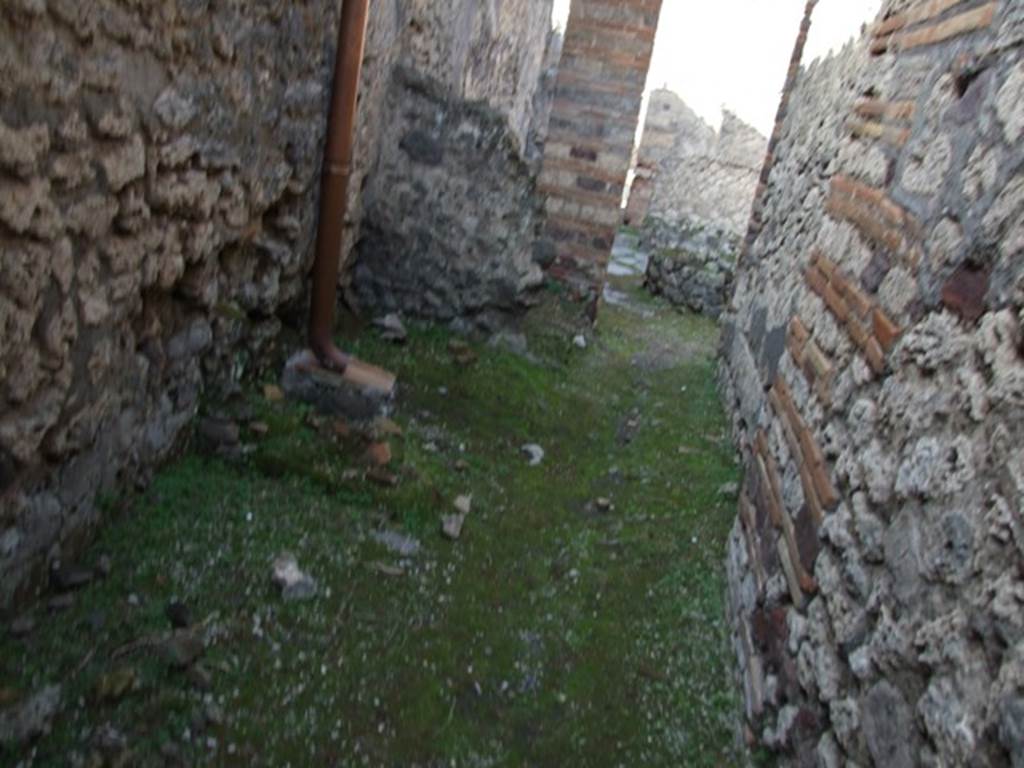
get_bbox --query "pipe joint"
[325,162,353,178]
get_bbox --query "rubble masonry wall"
[720,2,1024,764]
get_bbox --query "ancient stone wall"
[741,0,818,262]
[643,219,737,319]
[351,67,544,325]
[627,90,767,238]
[0,0,349,610]
[349,0,556,321]
[536,0,663,299]
[0,0,556,611]
[720,1,1024,765]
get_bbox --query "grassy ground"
[1,273,744,767]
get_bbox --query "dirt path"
[1,264,745,767]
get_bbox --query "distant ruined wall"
[720,1,1024,765]
[0,0,556,611]
[627,90,767,238]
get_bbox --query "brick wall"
[721,1,1024,765]
[537,0,663,297]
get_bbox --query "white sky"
[551,0,883,135]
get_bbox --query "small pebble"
[95,555,112,578]
[165,600,192,629]
[205,703,224,726]
[9,615,35,638]
[186,665,213,691]
[48,594,74,612]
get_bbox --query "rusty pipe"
[309,0,371,371]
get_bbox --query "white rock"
[370,530,421,557]
[521,444,544,466]
[441,514,466,540]
[271,553,317,601]
[996,62,1024,145]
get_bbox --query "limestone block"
[153,87,197,131]
[65,194,117,240]
[861,681,917,768]
[0,121,49,178]
[901,135,952,197]
[0,388,65,463]
[101,135,145,191]
[0,178,61,238]
[996,63,1024,145]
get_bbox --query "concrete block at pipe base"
[281,350,396,421]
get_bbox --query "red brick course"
[805,250,903,376]
[768,375,839,528]
[750,429,817,605]
[871,0,998,55]
[826,175,920,267]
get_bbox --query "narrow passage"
[2,242,742,767]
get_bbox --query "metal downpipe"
[308,0,371,371]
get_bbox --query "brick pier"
[537,0,663,298]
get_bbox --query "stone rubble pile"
[642,217,739,319]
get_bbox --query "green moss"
[0,277,747,766]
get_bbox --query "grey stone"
[999,696,1024,768]
[50,564,93,592]
[370,530,421,557]
[161,631,205,669]
[197,417,240,447]
[153,87,198,130]
[0,684,61,745]
[353,64,545,322]
[997,63,1024,145]
[918,677,978,762]
[631,89,765,236]
[373,313,408,343]
[9,615,35,638]
[816,732,842,768]
[271,552,317,602]
[487,330,529,357]
[100,135,145,191]
[720,19,1024,768]
[642,217,738,318]
[521,444,544,466]
[0,528,19,559]
[862,681,916,768]
[901,136,952,197]
[0,121,48,179]
[399,129,443,166]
